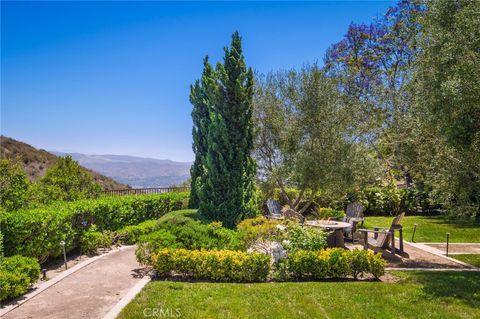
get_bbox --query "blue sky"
[1,1,394,162]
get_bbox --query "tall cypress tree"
[199,31,257,227]
[189,57,216,208]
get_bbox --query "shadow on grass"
[407,271,480,308]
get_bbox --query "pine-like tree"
[198,31,257,227]
[189,57,216,208]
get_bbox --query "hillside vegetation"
[0,136,127,190]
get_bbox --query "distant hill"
[52,152,192,188]
[0,136,128,190]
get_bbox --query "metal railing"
[102,186,190,196]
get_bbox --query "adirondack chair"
[343,202,365,241]
[359,213,405,255]
[266,199,283,219]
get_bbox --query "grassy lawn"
[363,216,480,243]
[452,254,480,267]
[118,271,480,319]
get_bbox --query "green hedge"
[286,248,385,279]
[0,255,40,301]
[151,248,271,282]
[347,187,438,215]
[0,192,189,262]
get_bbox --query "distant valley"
[52,152,191,188]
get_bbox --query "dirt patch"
[379,272,401,283]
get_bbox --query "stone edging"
[103,275,152,319]
[386,267,480,272]
[404,240,480,270]
[0,246,134,317]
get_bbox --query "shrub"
[284,224,327,252]
[156,211,240,250]
[287,248,385,279]
[237,216,286,249]
[0,255,40,301]
[151,248,270,282]
[1,192,189,262]
[116,219,160,244]
[80,226,112,255]
[368,250,386,278]
[347,186,438,215]
[314,207,345,220]
[0,206,76,263]
[70,192,189,231]
[350,249,370,279]
[135,230,180,265]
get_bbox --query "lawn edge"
[103,275,151,319]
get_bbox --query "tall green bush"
[1,192,189,262]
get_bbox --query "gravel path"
[3,246,146,319]
[346,239,472,269]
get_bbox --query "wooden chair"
[343,202,365,241]
[359,213,405,255]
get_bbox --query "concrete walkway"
[422,243,480,254]
[2,246,146,319]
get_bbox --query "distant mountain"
[0,136,128,190]
[52,152,192,188]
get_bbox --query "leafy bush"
[151,248,270,282]
[156,211,240,250]
[237,216,286,249]
[314,207,345,220]
[0,159,30,212]
[0,255,40,301]
[135,230,180,265]
[116,219,161,244]
[284,224,327,252]
[347,186,438,215]
[80,226,112,255]
[37,155,101,203]
[0,206,76,263]
[368,251,386,278]
[287,248,385,279]
[1,192,189,262]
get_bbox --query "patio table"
[305,220,351,248]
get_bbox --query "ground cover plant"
[117,271,480,319]
[363,216,480,243]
